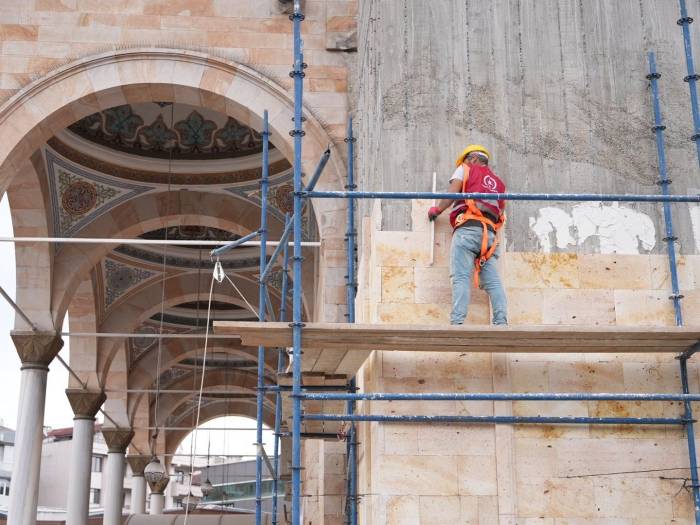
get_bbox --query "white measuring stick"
[430,171,437,266]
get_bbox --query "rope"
[183,273,216,525]
[223,272,260,319]
[151,103,175,454]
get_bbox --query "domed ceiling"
[67,102,267,160]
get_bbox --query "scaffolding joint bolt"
[651,124,666,131]
[646,72,661,80]
[669,293,685,300]
[678,16,694,25]
[289,129,306,137]
[684,74,700,82]
[692,133,700,142]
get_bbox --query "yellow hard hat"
[456,144,491,166]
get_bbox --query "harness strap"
[455,163,506,287]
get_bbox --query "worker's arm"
[428,178,463,220]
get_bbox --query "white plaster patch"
[690,205,700,253]
[529,203,656,254]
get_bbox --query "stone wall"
[0,0,355,140]
[353,200,700,524]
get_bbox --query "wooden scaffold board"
[214,322,700,354]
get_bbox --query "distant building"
[0,426,15,510]
[37,425,203,519]
[199,459,281,516]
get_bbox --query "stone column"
[7,332,63,525]
[147,476,169,515]
[65,390,105,525]
[101,428,134,525]
[126,455,149,515]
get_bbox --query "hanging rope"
[183,272,216,525]
[151,103,175,454]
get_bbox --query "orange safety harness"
[452,163,506,287]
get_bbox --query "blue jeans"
[450,225,507,325]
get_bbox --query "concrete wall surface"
[354,0,700,256]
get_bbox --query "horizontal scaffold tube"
[303,414,685,425]
[300,392,700,401]
[0,236,320,247]
[304,190,700,203]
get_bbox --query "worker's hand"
[428,206,441,221]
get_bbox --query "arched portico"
[1,48,346,525]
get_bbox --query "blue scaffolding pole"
[677,0,700,165]
[271,214,290,525]
[254,110,270,525]
[648,51,684,325]
[344,118,358,525]
[290,1,305,524]
[648,49,700,524]
[304,190,700,203]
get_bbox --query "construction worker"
[428,145,507,325]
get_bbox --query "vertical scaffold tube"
[678,0,700,164]
[345,117,357,322]
[680,357,700,523]
[272,214,290,525]
[346,379,357,525]
[290,1,305,524]
[647,52,684,326]
[344,118,358,525]
[255,109,270,525]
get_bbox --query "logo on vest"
[482,174,498,191]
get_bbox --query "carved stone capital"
[101,428,134,453]
[66,389,105,419]
[148,475,170,495]
[126,455,150,477]
[11,331,63,368]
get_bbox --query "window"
[91,455,103,473]
[176,470,184,483]
[0,445,4,462]
[0,479,9,497]
[90,488,100,505]
[175,498,183,508]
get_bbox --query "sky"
[0,195,73,432]
[0,196,270,456]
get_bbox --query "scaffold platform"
[214,321,700,354]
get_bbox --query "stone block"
[414,266,451,304]
[504,253,580,289]
[418,425,496,456]
[457,455,498,496]
[650,255,694,291]
[382,424,419,456]
[381,266,415,303]
[516,478,596,518]
[419,495,461,524]
[578,254,652,289]
[415,352,493,381]
[507,288,544,325]
[614,290,676,326]
[0,24,39,41]
[385,495,420,525]
[377,302,449,325]
[378,455,459,496]
[593,477,674,519]
[374,230,431,267]
[542,289,615,325]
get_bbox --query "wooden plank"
[214,321,700,354]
